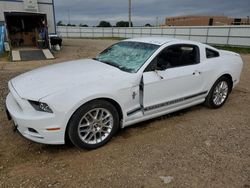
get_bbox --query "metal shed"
[0,0,56,34]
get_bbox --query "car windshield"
[94,41,159,73]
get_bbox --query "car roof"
[125,37,181,46]
[124,37,203,46]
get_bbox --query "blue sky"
[54,0,250,26]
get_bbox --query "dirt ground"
[0,39,249,188]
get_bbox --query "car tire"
[205,76,232,109]
[68,100,119,149]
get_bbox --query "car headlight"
[28,100,53,113]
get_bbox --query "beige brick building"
[165,16,249,26]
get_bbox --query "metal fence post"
[227,26,231,45]
[188,27,191,40]
[205,27,209,44]
[66,26,69,38]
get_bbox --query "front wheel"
[68,100,119,149]
[205,76,232,109]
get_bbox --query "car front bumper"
[5,92,65,145]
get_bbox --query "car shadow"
[115,104,204,139]
[40,104,205,152]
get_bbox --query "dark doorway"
[234,18,242,25]
[4,12,48,48]
[209,18,214,26]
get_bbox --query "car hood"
[11,59,130,100]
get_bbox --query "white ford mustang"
[6,37,243,149]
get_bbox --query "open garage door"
[4,11,48,48]
[4,12,54,61]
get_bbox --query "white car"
[6,37,243,149]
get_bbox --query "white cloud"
[54,0,250,26]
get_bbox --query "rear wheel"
[68,100,119,149]
[205,76,232,108]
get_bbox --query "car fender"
[42,84,130,129]
[206,71,234,95]
[66,93,126,124]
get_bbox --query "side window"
[144,57,157,72]
[206,48,220,58]
[157,44,200,70]
[144,44,200,72]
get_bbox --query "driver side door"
[142,44,206,114]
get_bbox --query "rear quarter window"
[206,48,220,58]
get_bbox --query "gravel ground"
[0,39,249,188]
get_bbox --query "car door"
[142,44,207,114]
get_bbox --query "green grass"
[64,37,250,54]
[213,45,250,54]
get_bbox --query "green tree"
[116,21,133,27]
[79,23,88,27]
[144,23,152,27]
[97,21,112,27]
[67,23,76,27]
[57,21,65,26]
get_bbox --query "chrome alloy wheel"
[213,81,229,106]
[78,108,114,144]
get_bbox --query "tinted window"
[155,44,200,70]
[206,48,220,58]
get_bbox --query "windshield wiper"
[93,58,133,72]
[118,66,134,72]
[92,57,99,61]
[99,60,122,70]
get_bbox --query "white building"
[0,0,56,34]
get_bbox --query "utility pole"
[247,16,250,25]
[68,9,71,25]
[129,0,132,27]
[156,17,159,27]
